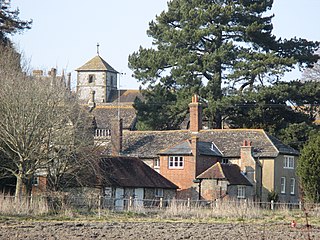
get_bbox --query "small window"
[95,129,111,137]
[290,178,295,195]
[32,176,39,186]
[280,177,286,194]
[284,156,294,169]
[168,156,184,169]
[222,158,229,164]
[237,186,246,199]
[154,159,160,169]
[88,74,95,83]
[155,188,163,197]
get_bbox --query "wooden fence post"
[98,195,102,219]
[187,198,190,208]
[159,198,163,208]
[271,200,274,210]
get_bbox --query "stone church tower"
[76,54,118,103]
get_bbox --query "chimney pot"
[189,94,202,132]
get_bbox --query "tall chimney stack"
[111,119,123,156]
[189,94,202,132]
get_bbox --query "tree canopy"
[129,0,319,130]
[0,0,32,45]
[297,132,320,202]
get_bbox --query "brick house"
[100,95,300,203]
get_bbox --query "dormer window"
[88,74,95,83]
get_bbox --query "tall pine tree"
[129,0,319,129]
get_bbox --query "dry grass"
[159,199,263,220]
[0,195,49,216]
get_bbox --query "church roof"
[76,55,118,72]
[108,90,143,103]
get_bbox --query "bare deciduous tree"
[0,44,97,199]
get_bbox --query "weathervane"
[97,42,100,55]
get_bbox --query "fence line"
[0,194,308,213]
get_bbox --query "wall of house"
[31,176,47,195]
[200,179,228,200]
[259,158,275,202]
[227,185,254,200]
[273,155,299,203]
[77,71,107,103]
[160,155,199,199]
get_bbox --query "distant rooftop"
[76,55,118,72]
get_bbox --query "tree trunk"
[15,174,24,201]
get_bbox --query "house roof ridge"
[199,128,265,132]
[197,162,225,179]
[129,130,190,134]
[95,105,134,109]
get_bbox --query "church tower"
[76,48,118,103]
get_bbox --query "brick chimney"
[191,136,200,176]
[32,70,43,77]
[189,94,202,132]
[240,139,255,174]
[111,119,123,156]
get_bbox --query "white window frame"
[155,188,163,197]
[168,156,184,169]
[290,178,295,195]
[32,176,39,186]
[154,159,160,169]
[284,156,294,169]
[280,177,286,194]
[237,186,246,199]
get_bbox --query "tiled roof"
[159,141,192,155]
[99,157,178,189]
[76,55,118,72]
[197,162,252,186]
[159,140,222,157]
[108,90,143,103]
[91,104,136,130]
[122,130,191,158]
[117,129,298,158]
[198,129,279,158]
[266,134,300,156]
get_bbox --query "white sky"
[10,0,320,90]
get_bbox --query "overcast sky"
[11,0,320,90]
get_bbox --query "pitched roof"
[91,104,136,130]
[197,162,252,186]
[108,90,143,103]
[100,157,178,189]
[266,134,300,156]
[159,140,222,157]
[76,55,118,72]
[115,129,297,158]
